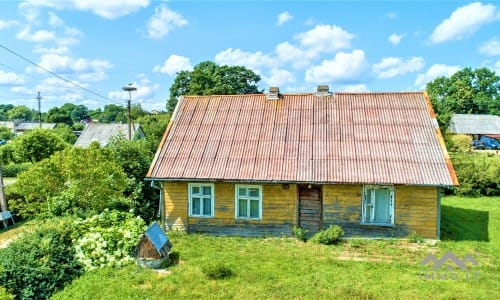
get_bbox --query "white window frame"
[235,184,262,220]
[361,185,394,226]
[188,183,214,218]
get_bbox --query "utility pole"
[0,162,6,212]
[36,91,42,128]
[122,83,137,141]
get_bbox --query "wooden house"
[146,87,458,239]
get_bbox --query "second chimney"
[267,86,280,100]
[315,85,331,96]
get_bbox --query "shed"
[136,223,172,268]
[449,114,500,139]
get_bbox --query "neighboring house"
[146,87,458,239]
[0,121,56,135]
[449,114,500,139]
[74,123,145,148]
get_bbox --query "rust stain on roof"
[147,92,458,186]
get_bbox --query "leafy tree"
[10,129,68,163]
[70,105,89,123]
[46,106,73,125]
[53,124,78,144]
[101,104,126,123]
[426,67,500,130]
[0,104,14,121]
[167,61,262,112]
[87,107,102,122]
[7,145,129,218]
[6,105,32,121]
[0,125,13,140]
[136,113,170,151]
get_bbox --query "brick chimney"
[267,86,280,100]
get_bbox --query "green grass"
[46,196,498,300]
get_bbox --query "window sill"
[236,217,261,221]
[360,222,395,228]
[189,215,214,218]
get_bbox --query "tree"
[46,106,73,125]
[10,128,68,163]
[167,61,262,112]
[6,105,32,121]
[426,67,500,130]
[0,104,14,121]
[53,124,78,144]
[70,104,89,123]
[101,104,126,123]
[0,125,12,140]
[136,113,170,151]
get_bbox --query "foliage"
[447,134,472,153]
[9,128,68,163]
[426,67,500,131]
[71,210,146,271]
[5,105,33,121]
[1,162,31,177]
[407,231,424,243]
[451,152,500,196]
[167,61,262,112]
[0,218,83,300]
[201,262,235,280]
[7,146,129,218]
[291,226,308,242]
[309,225,344,244]
[0,104,14,121]
[135,113,170,151]
[100,104,127,123]
[52,124,78,144]
[0,125,13,140]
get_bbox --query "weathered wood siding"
[163,182,297,236]
[322,185,438,239]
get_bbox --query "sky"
[0,1,499,113]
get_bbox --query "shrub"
[292,226,308,242]
[71,210,146,271]
[451,153,500,196]
[449,134,472,153]
[309,225,344,245]
[202,262,234,280]
[0,218,83,299]
[407,231,424,243]
[1,163,31,177]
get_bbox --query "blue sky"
[0,1,499,112]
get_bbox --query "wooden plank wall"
[163,182,188,231]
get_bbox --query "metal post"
[122,84,137,141]
[36,91,42,128]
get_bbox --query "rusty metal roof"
[147,92,458,186]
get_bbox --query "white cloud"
[48,11,63,27]
[388,33,403,45]
[373,57,425,79]
[414,64,460,88]
[305,50,368,84]
[262,68,295,86]
[215,48,277,71]
[338,84,368,92]
[295,24,354,54]
[0,20,19,30]
[146,4,187,39]
[154,55,192,76]
[277,11,293,26]
[275,42,314,69]
[20,0,149,20]
[429,2,499,44]
[108,75,161,111]
[0,70,25,85]
[385,12,398,19]
[479,37,500,56]
[16,26,56,42]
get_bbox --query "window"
[235,185,262,220]
[188,183,214,217]
[361,185,394,226]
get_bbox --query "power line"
[0,42,123,106]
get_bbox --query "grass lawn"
[47,196,499,300]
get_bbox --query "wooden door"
[298,185,322,235]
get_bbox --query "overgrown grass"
[46,196,498,300]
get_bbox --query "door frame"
[297,184,323,231]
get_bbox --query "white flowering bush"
[71,209,146,270]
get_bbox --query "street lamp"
[122,83,137,140]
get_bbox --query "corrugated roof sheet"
[147,92,458,186]
[449,114,500,135]
[74,123,144,148]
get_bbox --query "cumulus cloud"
[275,42,314,69]
[108,75,161,111]
[146,4,187,39]
[20,0,149,20]
[429,2,499,44]
[0,70,25,85]
[295,24,354,55]
[388,33,403,45]
[414,64,460,88]
[262,68,295,86]
[479,37,500,56]
[277,11,293,26]
[16,26,56,42]
[373,57,425,79]
[153,55,193,75]
[305,50,368,84]
[0,20,19,30]
[48,11,63,27]
[215,48,277,71]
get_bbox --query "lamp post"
[122,83,137,140]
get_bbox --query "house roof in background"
[74,123,143,148]
[147,92,457,187]
[0,121,56,131]
[449,114,500,136]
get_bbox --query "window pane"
[249,188,259,197]
[250,200,259,218]
[192,186,200,195]
[192,197,200,215]
[238,188,247,196]
[374,189,390,223]
[203,198,211,215]
[238,199,248,217]
[203,186,211,196]
[364,189,372,222]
